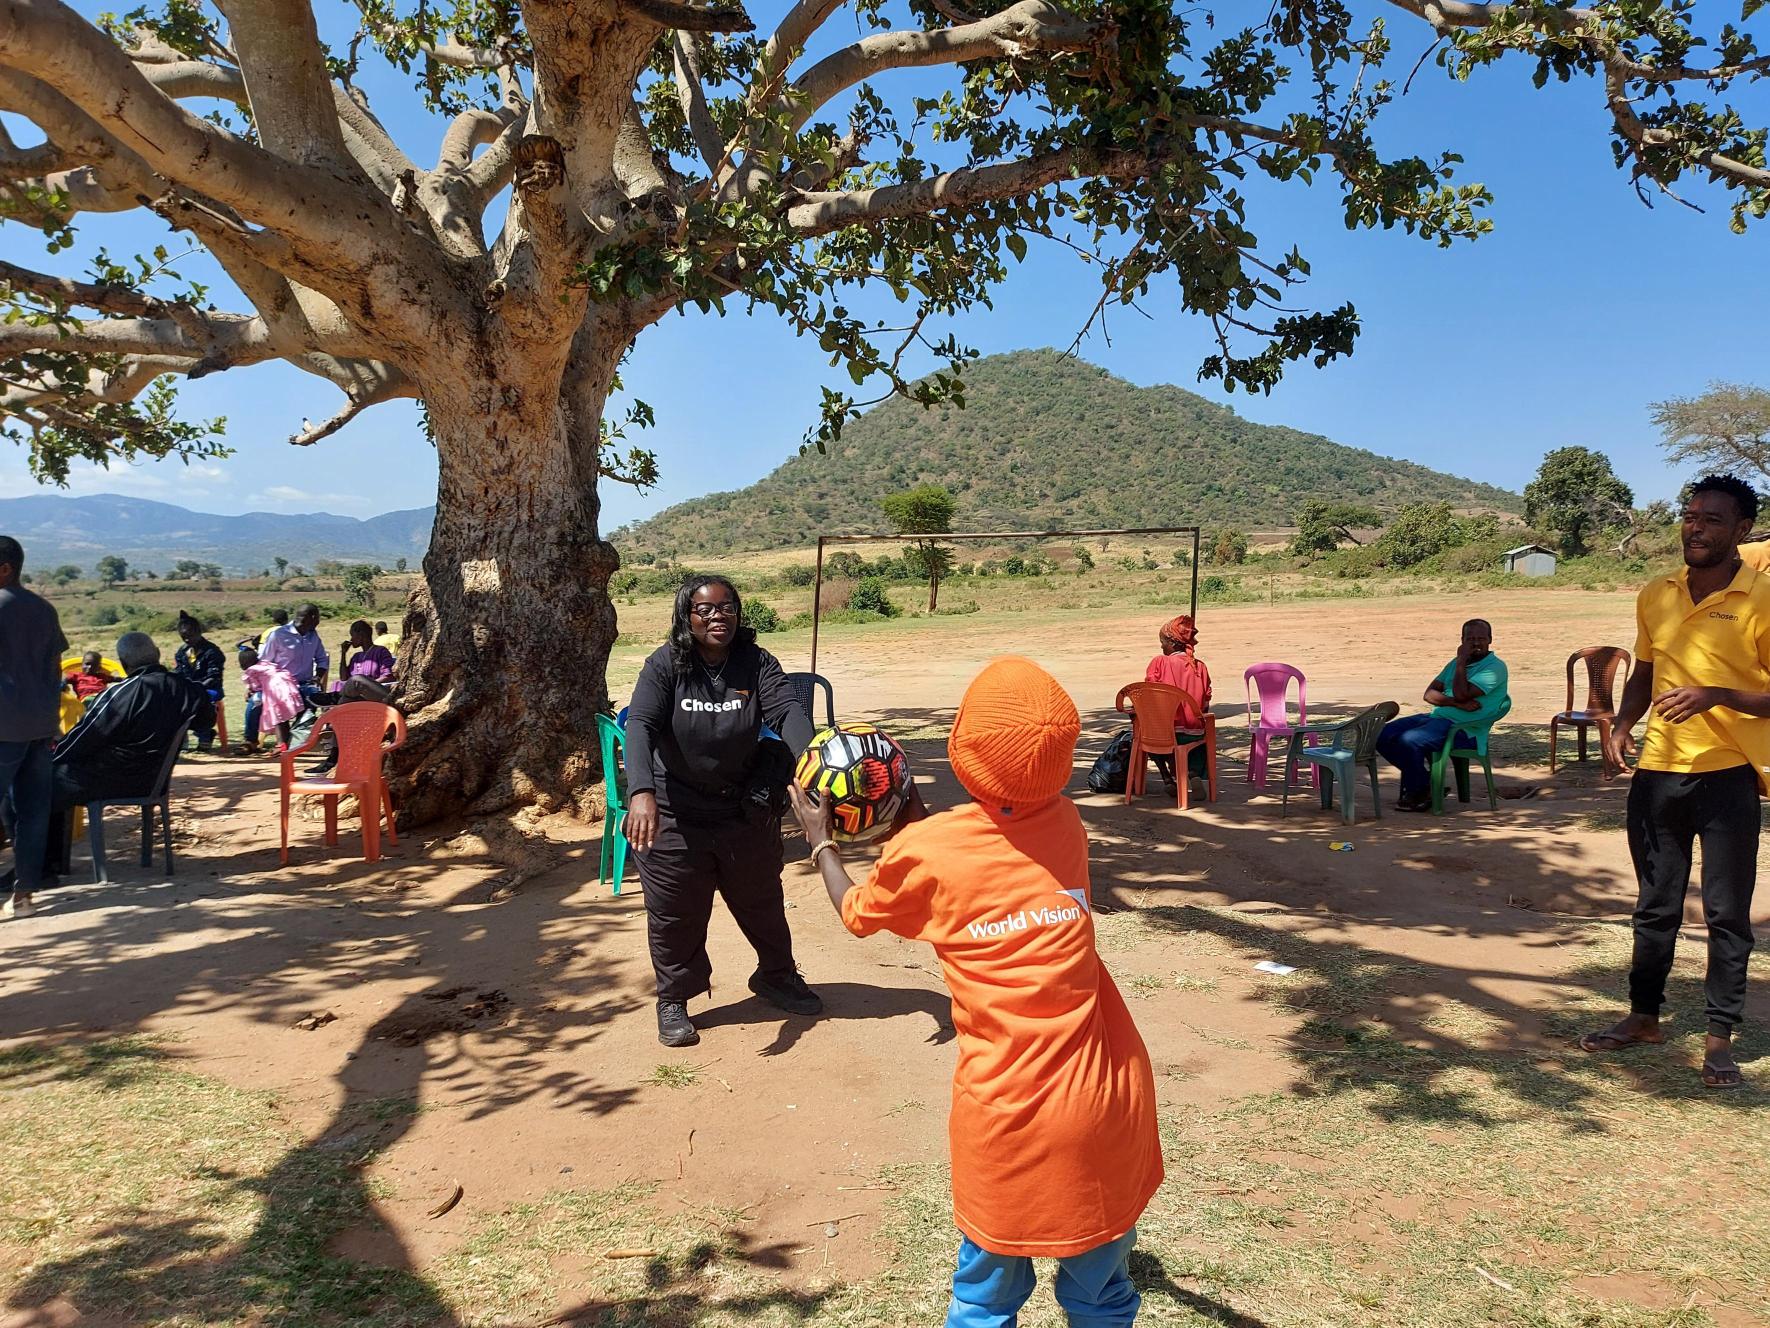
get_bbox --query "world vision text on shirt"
[1635,561,1770,791]
[840,797,1162,1258]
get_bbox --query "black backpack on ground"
[1087,727,1135,794]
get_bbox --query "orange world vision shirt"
[841,797,1164,1257]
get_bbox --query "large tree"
[2,0,1765,823]
[1652,381,1770,487]
[881,482,955,610]
[1524,444,1634,556]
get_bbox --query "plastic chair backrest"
[1451,696,1512,755]
[1335,701,1401,763]
[595,712,626,816]
[1116,681,1207,746]
[1244,662,1307,730]
[1565,646,1630,716]
[145,723,190,800]
[785,672,836,730]
[316,703,406,783]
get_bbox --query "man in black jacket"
[42,632,208,878]
[174,611,227,751]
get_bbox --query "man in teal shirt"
[1376,619,1509,811]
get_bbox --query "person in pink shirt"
[1144,615,1213,794]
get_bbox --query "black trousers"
[1626,766,1760,1037]
[636,810,797,1003]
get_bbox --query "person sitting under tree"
[63,650,113,702]
[1375,619,1509,812]
[1582,473,1770,1091]
[241,603,328,753]
[37,632,208,884]
[1144,614,1213,796]
[173,612,226,752]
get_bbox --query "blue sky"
[2,2,1764,529]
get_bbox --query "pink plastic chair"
[1244,662,1313,789]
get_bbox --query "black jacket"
[623,641,814,822]
[54,665,208,800]
[174,639,226,695]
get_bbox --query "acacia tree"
[881,482,955,610]
[1652,382,1770,486]
[2,0,1765,822]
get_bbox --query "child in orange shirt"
[788,656,1163,1327]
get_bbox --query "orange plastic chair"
[280,702,405,865]
[1548,646,1631,772]
[1115,681,1219,809]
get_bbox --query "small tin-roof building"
[1503,544,1557,577]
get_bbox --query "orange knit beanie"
[948,656,1080,810]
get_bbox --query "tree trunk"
[928,573,939,613]
[388,344,620,826]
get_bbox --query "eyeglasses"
[690,603,741,620]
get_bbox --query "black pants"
[636,810,797,1003]
[1626,766,1760,1037]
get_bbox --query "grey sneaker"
[748,970,823,1016]
[657,1000,700,1047]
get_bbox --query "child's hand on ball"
[788,782,831,844]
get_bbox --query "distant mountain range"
[617,349,1521,554]
[0,494,435,576]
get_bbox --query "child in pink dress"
[242,658,305,749]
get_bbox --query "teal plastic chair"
[1282,701,1400,825]
[1429,697,1512,814]
[595,712,629,894]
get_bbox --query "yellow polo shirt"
[1741,540,1770,573]
[1634,562,1770,791]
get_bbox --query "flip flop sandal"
[1578,1030,1656,1053]
[1702,1062,1744,1090]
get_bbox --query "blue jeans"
[1375,714,1463,797]
[0,738,54,891]
[244,684,320,744]
[947,1227,1140,1328]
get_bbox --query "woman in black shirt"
[174,612,227,752]
[624,575,819,1047]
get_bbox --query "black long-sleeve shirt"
[623,641,814,822]
[54,665,208,800]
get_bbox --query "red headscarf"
[1159,615,1197,652]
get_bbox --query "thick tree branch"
[619,0,753,32]
[0,258,189,317]
[672,32,722,172]
[289,365,416,444]
[0,310,268,361]
[212,0,352,171]
[785,0,1102,135]
[0,0,398,267]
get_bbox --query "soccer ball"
[795,723,913,841]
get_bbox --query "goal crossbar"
[809,525,1202,675]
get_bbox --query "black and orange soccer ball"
[795,723,913,841]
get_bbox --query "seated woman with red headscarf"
[1145,615,1213,792]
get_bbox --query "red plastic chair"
[1115,681,1219,809]
[279,702,405,865]
[1549,647,1631,772]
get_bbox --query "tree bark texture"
[390,333,622,825]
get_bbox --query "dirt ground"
[4,588,1767,1326]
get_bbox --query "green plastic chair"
[595,712,630,894]
[1429,697,1512,814]
[1282,701,1401,825]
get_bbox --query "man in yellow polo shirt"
[1583,474,1770,1090]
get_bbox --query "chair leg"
[1454,756,1472,804]
[1548,717,1559,773]
[1125,738,1142,803]
[1482,756,1499,810]
[88,806,107,885]
[1578,725,1588,762]
[599,821,613,887]
[379,782,398,846]
[1249,732,1268,787]
[1429,751,1448,814]
[280,777,291,866]
[1339,763,1356,824]
[161,798,175,876]
[140,803,154,867]
[1369,762,1382,819]
[323,794,339,846]
[1176,752,1190,810]
[612,811,628,896]
[1318,767,1335,811]
[1205,737,1219,803]
[361,792,381,863]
